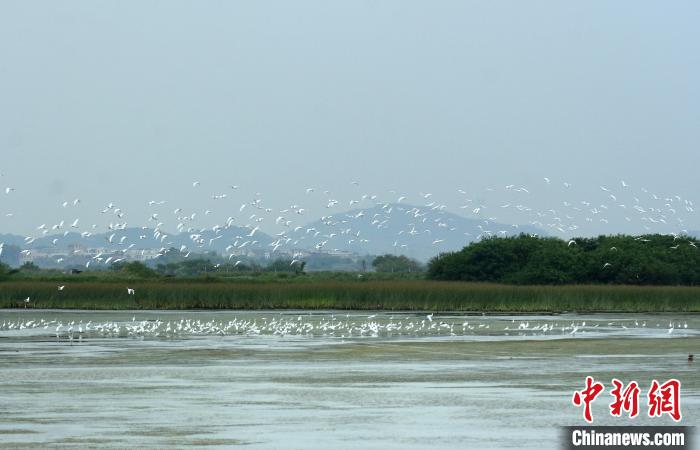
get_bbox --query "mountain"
[286,203,545,261]
[1,204,545,263]
[0,233,27,247]
[2,225,275,256]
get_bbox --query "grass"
[1,279,699,312]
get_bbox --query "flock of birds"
[0,176,697,269]
[0,315,693,341]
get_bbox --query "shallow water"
[1,310,698,449]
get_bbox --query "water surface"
[1,310,698,449]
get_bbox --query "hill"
[286,203,545,261]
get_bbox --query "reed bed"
[1,280,699,312]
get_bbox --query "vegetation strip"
[1,281,699,312]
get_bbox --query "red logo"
[609,378,640,418]
[572,377,682,423]
[647,379,682,422]
[572,376,605,423]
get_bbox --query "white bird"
[127,288,135,295]
[58,285,65,291]
[192,181,200,187]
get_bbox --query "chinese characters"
[572,378,681,423]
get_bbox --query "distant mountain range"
[1,204,545,262]
[1,225,274,254]
[284,203,544,260]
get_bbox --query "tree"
[426,234,700,285]
[267,258,299,273]
[372,254,423,273]
[0,262,10,280]
[120,261,158,278]
[19,261,40,272]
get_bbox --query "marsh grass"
[1,280,699,312]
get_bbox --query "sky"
[0,1,698,237]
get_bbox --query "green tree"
[19,261,40,272]
[120,261,158,278]
[372,254,423,273]
[426,234,700,286]
[0,262,10,280]
[267,258,298,273]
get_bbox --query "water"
[1,310,698,449]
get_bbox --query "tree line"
[427,234,700,285]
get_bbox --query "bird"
[127,288,135,295]
[58,285,65,291]
[689,354,694,363]
[602,263,612,269]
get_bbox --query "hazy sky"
[1,1,698,236]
